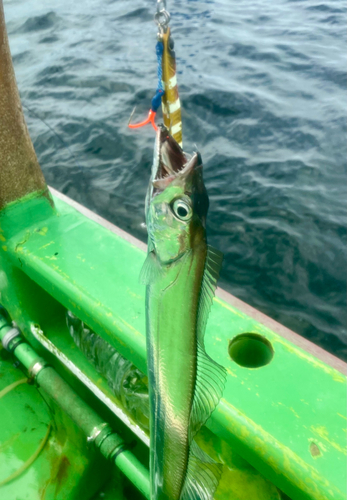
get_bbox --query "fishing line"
[22,102,84,174]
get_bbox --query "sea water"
[4,0,347,360]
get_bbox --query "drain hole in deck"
[228,333,274,368]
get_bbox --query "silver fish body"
[142,126,226,500]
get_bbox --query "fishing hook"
[128,107,158,131]
[128,87,163,131]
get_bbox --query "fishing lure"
[129,0,183,147]
[160,27,183,147]
[141,126,226,500]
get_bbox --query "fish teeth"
[161,146,175,175]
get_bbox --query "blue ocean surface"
[4,0,347,360]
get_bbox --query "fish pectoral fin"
[189,342,226,439]
[196,245,223,342]
[139,250,163,285]
[180,440,223,500]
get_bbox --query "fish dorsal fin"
[139,251,163,285]
[196,245,224,343]
[189,343,226,439]
[183,245,226,497]
[180,440,223,500]
[190,245,226,438]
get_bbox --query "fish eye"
[172,199,193,221]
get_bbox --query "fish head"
[146,126,209,265]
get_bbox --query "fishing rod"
[128,0,183,147]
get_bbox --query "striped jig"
[160,28,183,148]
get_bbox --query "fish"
[160,28,183,148]
[141,125,226,500]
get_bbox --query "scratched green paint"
[0,191,346,500]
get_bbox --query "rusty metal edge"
[49,186,347,376]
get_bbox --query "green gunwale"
[0,188,346,500]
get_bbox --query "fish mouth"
[152,126,200,191]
